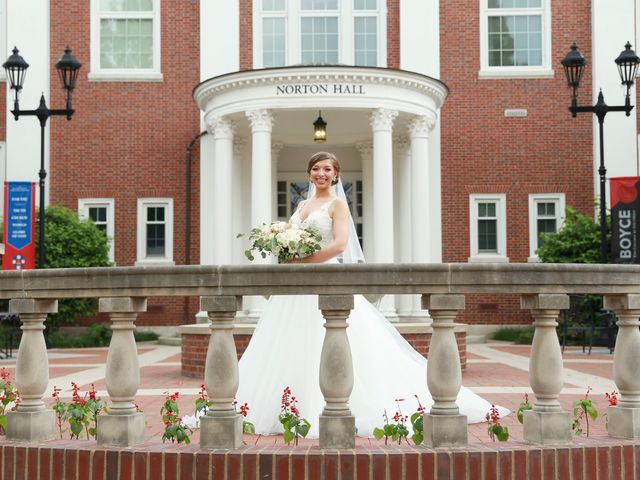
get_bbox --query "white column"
[199,131,216,266]
[246,109,274,231]
[356,142,374,260]
[271,142,284,220]
[395,136,413,318]
[370,109,398,319]
[232,136,246,264]
[209,116,236,265]
[246,109,274,319]
[408,115,437,318]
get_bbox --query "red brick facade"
[439,0,593,325]
[386,0,400,69]
[48,0,202,325]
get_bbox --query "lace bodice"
[290,198,335,249]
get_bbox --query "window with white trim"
[78,198,115,263]
[89,0,162,81]
[254,0,386,68]
[136,198,173,265]
[469,194,508,262]
[528,193,565,261]
[479,0,552,77]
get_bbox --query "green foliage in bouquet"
[238,221,322,263]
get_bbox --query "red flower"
[605,391,619,406]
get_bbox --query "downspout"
[184,130,208,322]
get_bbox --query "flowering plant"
[409,395,426,445]
[239,221,322,264]
[279,387,310,445]
[486,404,509,442]
[51,382,105,439]
[373,399,410,445]
[605,390,619,407]
[0,368,19,434]
[572,386,598,437]
[161,391,192,444]
[233,398,256,435]
[195,384,214,416]
[516,393,532,424]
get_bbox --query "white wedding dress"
[236,199,508,437]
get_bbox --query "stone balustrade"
[1,263,640,449]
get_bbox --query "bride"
[236,151,507,437]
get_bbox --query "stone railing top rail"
[1,263,640,299]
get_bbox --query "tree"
[36,205,111,328]
[537,207,607,264]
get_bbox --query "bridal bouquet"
[240,221,322,264]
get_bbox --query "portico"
[193,66,448,320]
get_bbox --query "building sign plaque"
[276,83,366,95]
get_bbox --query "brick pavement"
[0,341,619,446]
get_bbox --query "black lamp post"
[2,47,81,268]
[562,42,640,263]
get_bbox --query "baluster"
[521,294,571,444]
[421,294,467,447]
[96,297,147,446]
[7,299,57,441]
[318,294,355,449]
[604,294,640,439]
[200,295,243,449]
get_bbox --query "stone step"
[157,334,181,346]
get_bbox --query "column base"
[97,412,146,447]
[523,410,572,445]
[607,405,640,439]
[200,413,243,449]
[319,415,356,449]
[423,414,468,447]
[7,410,55,442]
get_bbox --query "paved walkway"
[0,341,618,446]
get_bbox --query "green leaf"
[412,432,423,445]
[283,430,295,444]
[373,427,385,440]
[496,426,509,442]
[243,421,256,435]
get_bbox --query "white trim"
[90,0,161,80]
[253,0,386,68]
[78,198,116,264]
[479,0,552,78]
[0,142,5,223]
[527,193,565,262]
[136,198,174,266]
[468,193,508,263]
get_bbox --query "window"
[89,0,162,81]
[528,193,565,261]
[136,198,173,265]
[79,199,115,263]
[253,0,386,68]
[469,194,508,262]
[479,0,552,77]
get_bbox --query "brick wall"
[387,0,400,69]
[240,0,253,71]
[440,0,593,325]
[0,441,636,479]
[48,1,202,326]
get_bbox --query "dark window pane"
[146,224,165,256]
[478,219,497,252]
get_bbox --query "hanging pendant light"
[313,110,327,143]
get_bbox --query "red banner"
[2,182,36,270]
[610,176,640,264]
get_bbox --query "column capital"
[206,116,236,139]
[369,108,398,131]
[407,114,437,139]
[356,141,373,160]
[246,109,274,132]
[271,141,284,159]
[233,136,246,155]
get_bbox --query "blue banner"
[3,182,36,270]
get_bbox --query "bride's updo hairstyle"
[307,152,341,185]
